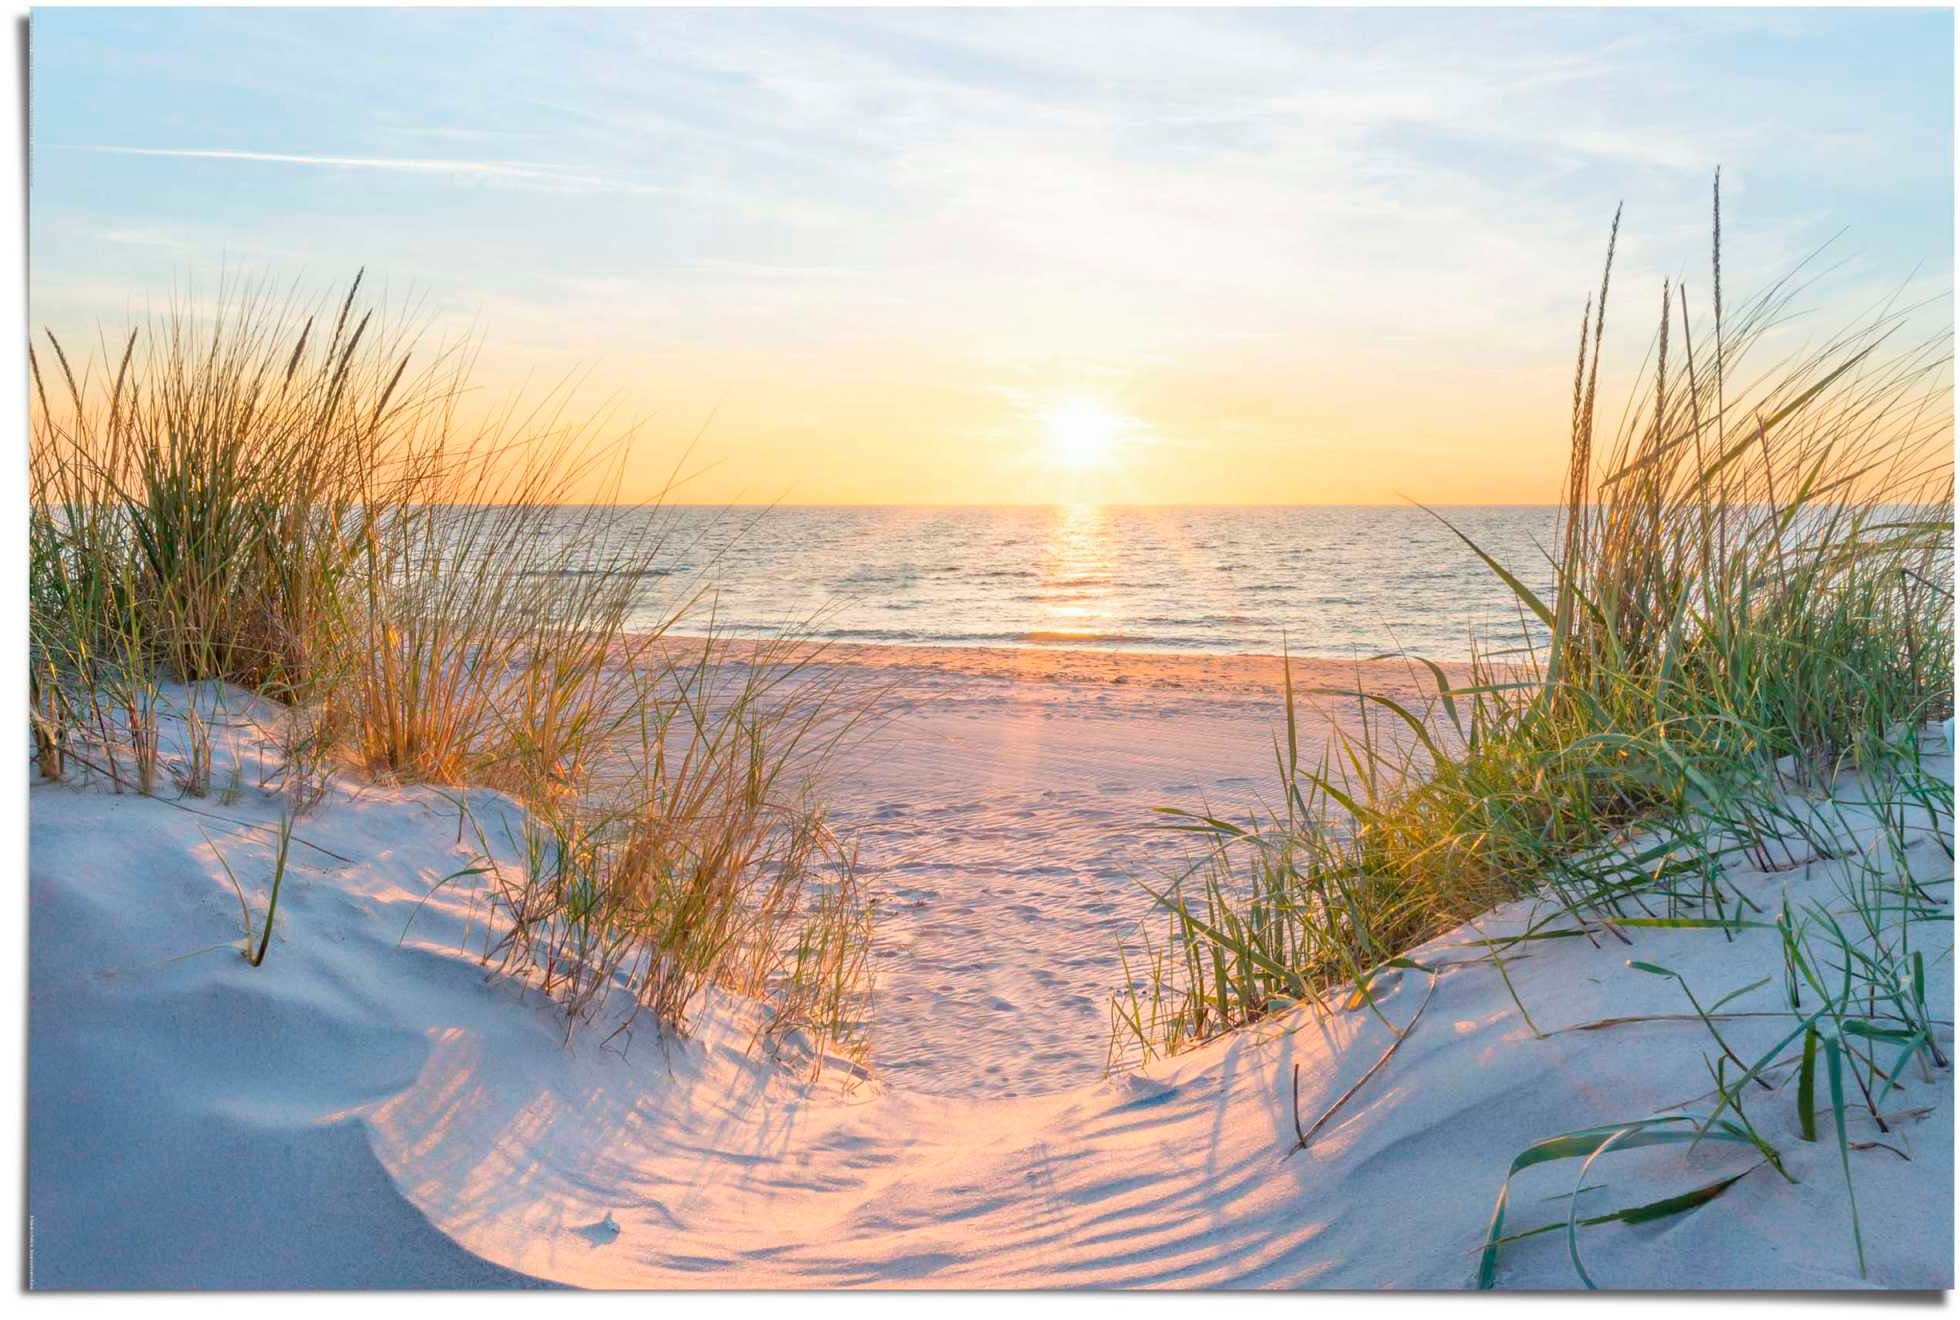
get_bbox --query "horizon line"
[597,500,1573,510]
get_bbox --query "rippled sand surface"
[804,643,1466,1096]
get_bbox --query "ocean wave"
[517,565,679,579]
[505,505,1561,662]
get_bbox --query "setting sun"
[1041,397,1132,471]
[23,5,1956,1296]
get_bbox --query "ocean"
[583,504,1563,662]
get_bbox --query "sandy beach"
[788,642,1471,1095]
[27,6,1956,1295]
[27,645,1953,1289]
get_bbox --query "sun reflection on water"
[1027,503,1120,645]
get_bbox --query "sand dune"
[26,651,1952,1289]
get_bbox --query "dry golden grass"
[1116,182,1953,1059]
[30,274,877,1067]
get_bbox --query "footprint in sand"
[571,1212,621,1247]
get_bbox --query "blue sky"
[28,6,1955,503]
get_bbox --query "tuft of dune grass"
[1115,184,1952,1060]
[1114,177,1953,1285]
[29,273,877,1071]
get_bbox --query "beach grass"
[29,275,875,1065]
[1113,183,1952,1281]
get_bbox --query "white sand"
[798,643,1464,1095]
[26,660,1954,1290]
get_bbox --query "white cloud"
[53,144,670,196]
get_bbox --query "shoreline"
[658,631,1488,703]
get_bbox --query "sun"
[1041,397,1130,471]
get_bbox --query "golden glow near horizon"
[437,347,1590,507]
[29,10,1953,508]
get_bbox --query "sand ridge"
[25,654,1952,1290]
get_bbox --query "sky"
[29,5,1955,506]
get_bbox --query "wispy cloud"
[54,144,659,194]
[27,7,1951,503]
